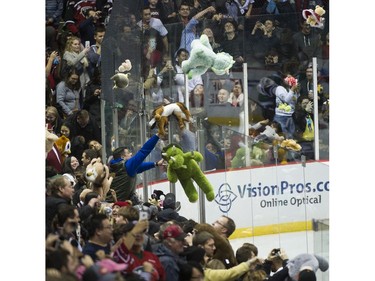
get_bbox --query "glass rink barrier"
[100,2,329,279]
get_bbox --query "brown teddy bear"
[149,102,193,136]
[194,223,237,268]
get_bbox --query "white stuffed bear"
[254,125,284,143]
[181,34,235,79]
[110,59,132,89]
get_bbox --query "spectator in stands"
[113,220,166,281]
[157,193,188,223]
[81,148,98,168]
[88,140,103,158]
[138,6,169,59]
[154,57,177,104]
[292,21,322,70]
[212,215,236,239]
[194,221,237,269]
[71,0,96,26]
[169,2,193,51]
[178,5,216,53]
[159,0,178,24]
[202,27,222,53]
[78,8,104,46]
[46,49,61,102]
[148,0,163,19]
[50,204,82,251]
[46,0,64,51]
[46,106,63,134]
[216,88,230,104]
[174,48,203,103]
[46,175,75,234]
[293,96,315,160]
[62,36,91,94]
[273,74,299,139]
[220,19,244,71]
[298,63,327,111]
[227,80,244,107]
[153,224,188,281]
[82,213,113,261]
[62,156,80,183]
[247,19,281,68]
[86,26,106,80]
[56,69,83,118]
[64,109,101,159]
[60,122,72,138]
[192,231,216,264]
[189,83,205,116]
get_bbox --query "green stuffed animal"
[231,146,248,168]
[161,143,215,203]
[231,145,267,168]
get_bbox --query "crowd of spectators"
[45,1,329,280]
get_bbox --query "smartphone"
[85,41,90,48]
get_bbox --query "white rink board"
[143,162,329,230]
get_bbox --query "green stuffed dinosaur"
[161,143,215,203]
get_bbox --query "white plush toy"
[254,125,284,143]
[110,59,132,89]
[181,34,235,79]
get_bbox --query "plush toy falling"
[302,5,326,29]
[161,143,215,203]
[181,34,235,79]
[110,59,132,89]
[149,102,193,136]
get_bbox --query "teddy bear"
[110,59,132,89]
[85,158,113,199]
[302,5,326,29]
[148,102,193,136]
[193,222,238,268]
[54,135,71,163]
[280,139,302,151]
[181,34,235,79]
[274,139,302,164]
[287,253,329,281]
[161,143,215,203]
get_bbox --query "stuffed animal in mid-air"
[111,59,132,89]
[161,143,215,203]
[85,158,113,199]
[181,34,235,79]
[302,5,326,29]
[149,102,193,136]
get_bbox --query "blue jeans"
[273,114,295,139]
